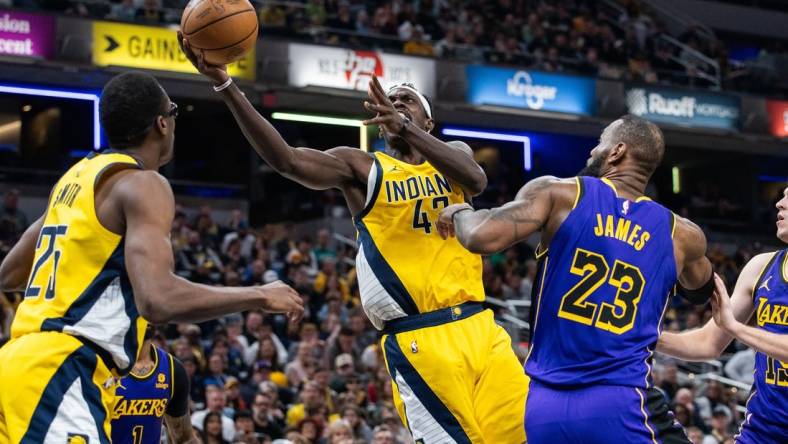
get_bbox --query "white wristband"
[213,78,233,92]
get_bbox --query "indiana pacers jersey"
[354,151,484,329]
[112,347,174,444]
[11,151,147,375]
[737,250,788,443]
[526,176,677,388]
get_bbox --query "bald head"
[582,115,665,180]
[609,115,665,175]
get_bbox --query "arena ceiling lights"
[0,84,101,150]
[271,112,369,152]
[441,127,532,171]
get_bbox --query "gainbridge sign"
[92,21,255,80]
[287,43,436,96]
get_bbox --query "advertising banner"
[92,21,255,80]
[287,43,436,96]
[626,86,739,130]
[465,65,596,115]
[0,10,55,59]
[766,100,788,138]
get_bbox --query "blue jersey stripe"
[355,220,420,315]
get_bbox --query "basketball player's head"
[775,187,788,242]
[100,72,176,167]
[580,115,664,180]
[383,83,434,151]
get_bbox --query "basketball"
[180,0,258,66]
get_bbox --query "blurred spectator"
[252,391,285,439]
[402,25,434,56]
[135,0,163,23]
[192,386,236,442]
[233,409,257,444]
[201,411,230,444]
[724,348,756,385]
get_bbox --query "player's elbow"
[135,291,174,324]
[0,263,22,293]
[464,171,488,197]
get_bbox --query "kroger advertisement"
[288,43,436,97]
[0,10,55,59]
[465,66,596,115]
[626,86,740,130]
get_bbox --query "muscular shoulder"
[445,140,474,158]
[740,251,778,285]
[515,176,577,205]
[673,215,707,261]
[113,170,174,220]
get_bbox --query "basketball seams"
[182,7,255,37]
[189,20,258,51]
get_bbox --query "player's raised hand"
[363,74,406,134]
[259,280,304,324]
[436,203,473,240]
[710,273,737,333]
[177,31,229,86]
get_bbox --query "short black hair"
[100,72,168,149]
[613,115,665,175]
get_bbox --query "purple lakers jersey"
[525,176,677,388]
[112,347,173,444]
[747,250,788,423]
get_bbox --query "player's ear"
[425,118,434,134]
[607,142,626,165]
[155,115,168,135]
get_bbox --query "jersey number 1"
[557,248,645,334]
[25,225,68,299]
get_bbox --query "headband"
[387,83,432,119]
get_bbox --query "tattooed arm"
[437,176,559,254]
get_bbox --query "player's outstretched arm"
[711,270,788,362]
[657,253,770,361]
[436,176,558,254]
[178,33,366,191]
[0,215,44,292]
[363,75,487,196]
[118,170,303,324]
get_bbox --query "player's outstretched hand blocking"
[177,31,230,86]
[363,74,406,135]
[260,280,305,325]
[710,273,737,333]
[436,203,473,240]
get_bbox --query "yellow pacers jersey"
[11,151,148,375]
[354,151,484,329]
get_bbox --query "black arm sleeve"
[165,356,190,417]
[677,270,715,305]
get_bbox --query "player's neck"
[601,171,648,201]
[388,147,424,165]
[131,341,155,376]
[120,146,160,171]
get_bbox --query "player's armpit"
[285,146,372,190]
[451,176,558,254]
[0,215,44,292]
[164,413,199,444]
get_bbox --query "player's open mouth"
[396,108,412,120]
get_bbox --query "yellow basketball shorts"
[0,332,117,444]
[381,302,529,444]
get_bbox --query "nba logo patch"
[621,200,630,216]
[410,340,418,353]
[67,433,89,444]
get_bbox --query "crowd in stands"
[0,186,778,444]
[2,0,786,94]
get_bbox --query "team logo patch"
[156,372,169,390]
[410,340,418,353]
[621,200,630,216]
[67,433,89,444]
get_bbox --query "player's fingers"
[362,116,387,126]
[364,101,390,114]
[370,75,390,105]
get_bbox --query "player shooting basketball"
[180,35,529,443]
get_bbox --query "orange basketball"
[181,0,258,66]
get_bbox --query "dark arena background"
[1,0,788,443]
